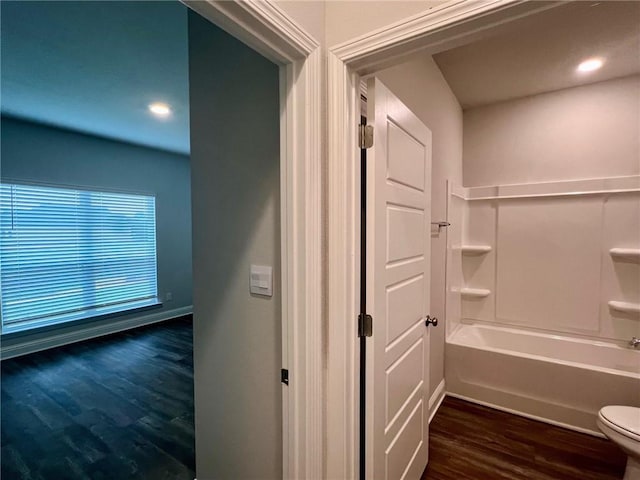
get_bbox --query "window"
[1,183,158,333]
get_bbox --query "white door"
[366,78,432,480]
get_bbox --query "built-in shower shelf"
[461,245,492,255]
[608,301,640,315]
[609,248,640,261]
[461,288,491,298]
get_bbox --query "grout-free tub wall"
[444,176,640,433]
[447,175,640,344]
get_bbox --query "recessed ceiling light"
[577,58,604,73]
[148,102,171,117]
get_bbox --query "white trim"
[327,50,360,480]
[279,63,293,480]
[280,49,324,479]
[428,380,446,424]
[0,306,193,360]
[327,1,566,476]
[301,48,324,480]
[331,0,562,71]
[453,175,640,201]
[180,2,323,479]
[183,0,316,63]
[446,392,606,439]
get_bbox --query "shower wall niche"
[446,176,640,343]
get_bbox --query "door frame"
[182,2,322,479]
[326,1,565,477]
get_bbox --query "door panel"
[387,122,426,192]
[386,337,424,424]
[386,274,425,344]
[366,77,432,480]
[385,397,425,480]
[387,206,426,263]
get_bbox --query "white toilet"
[597,406,640,480]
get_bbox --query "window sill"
[1,298,163,337]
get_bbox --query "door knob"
[425,315,438,327]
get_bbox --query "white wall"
[448,180,640,344]
[276,3,465,407]
[188,13,282,479]
[375,54,463,404]
[184,5,465,476]
[463,75,640,187]
[325,1,445,47]
[0,116,192,353]
[273,1,464,410]
[274,0,325,45]
[275,1,444,49]
[454,74,640,344]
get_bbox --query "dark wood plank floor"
[1,316,195,480]
[423,396,627,480]
[3,320,629,480]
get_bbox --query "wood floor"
[1,318,629,480]
[1,316,195,480]
[422,396,627,480]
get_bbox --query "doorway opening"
[2,2,321,475]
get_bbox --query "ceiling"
[1,1,190,155]
[433,1,640,110]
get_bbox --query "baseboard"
[446,392,605,438]
[0,305,193,360]
[428,379,446,424]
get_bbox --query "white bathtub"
[445,323,640,436]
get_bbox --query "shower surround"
[445,176,640,435]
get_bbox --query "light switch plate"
[250,265,273,297]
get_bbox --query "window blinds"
[1,183,158,331]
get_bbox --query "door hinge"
[358,124,373,149]
[281,368,289,386]
[358,313,373,337]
